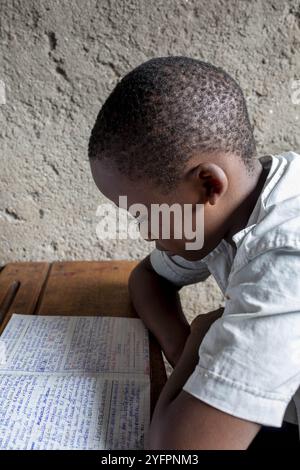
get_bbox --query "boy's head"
[89,56,262,260]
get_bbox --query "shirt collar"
[202,154,282,261]
[231,154,281,246]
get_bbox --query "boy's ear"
[190,162,228,205]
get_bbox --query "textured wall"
[1,0,300,319]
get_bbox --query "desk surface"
[0,261,167,415]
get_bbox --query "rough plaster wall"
[1,0,300,322]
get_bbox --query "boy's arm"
[147,312,261,449]
[129,254,190,367]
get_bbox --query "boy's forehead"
[90,158,176,207]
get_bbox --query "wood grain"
[36,261,137,317]
[0,262,50,334]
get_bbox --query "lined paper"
[0,315,150,449]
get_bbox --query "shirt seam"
[193,365,289,402]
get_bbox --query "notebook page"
[0,315,150,449]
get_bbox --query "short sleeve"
[183,240,300,427]
[149,248,211,287]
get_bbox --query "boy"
[88,56,300,449]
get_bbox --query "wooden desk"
[0,261,167,416]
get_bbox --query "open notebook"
[0,314,150,450]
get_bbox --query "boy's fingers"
[191,307,224,333]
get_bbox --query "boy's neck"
[224,161,270,248]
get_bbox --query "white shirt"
[150,151,300,437]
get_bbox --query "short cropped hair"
[89,56,257,190]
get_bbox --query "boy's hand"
[190,307,224,336]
